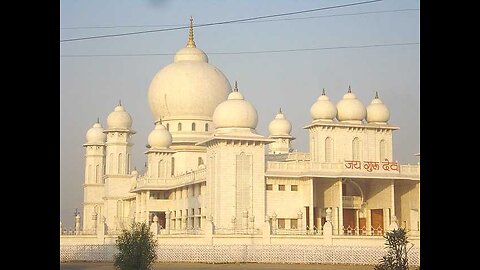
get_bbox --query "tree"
[374,228,413,270]
[114,222,158,270]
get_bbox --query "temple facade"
[80,18,420,238]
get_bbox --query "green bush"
[374,228,412,270]
[114,222,158,270]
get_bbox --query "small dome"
[212,82,258,129]
[85,120,106,144]
[268,109,292,136]
[310,89,337,121]
[107,102,133,129]
[336,86,366,123]
[147,122,173,149]
[366,92,390,124]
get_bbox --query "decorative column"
[165,211,171,234]
[204,215,214,244]
[323,208,333,245]
[92,212,98,234]
[182,214,187,230]
[297,210,303,231]
[263,215,271,244]
[75,214,81,235]
[242,210,249,230]
[150,215,159,235]
[309,205,314,232]
[387,215,399,231]
[249,215,255,233]
[271,212,277,233]
[231,216,237,232]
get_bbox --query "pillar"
[249,215,255,233]
[92,212,98,234]
[165,211,171,234]
[263,215,271,244]
[323,208,333,245]
[271,212,277,233]
[388,215,399,231]
[242,210,249,230]
[75,214,81,235]
[308,205,314,232]
[150,215,159,235]
[297,210,303,231]
[204,215,213,245]
[366,209,372,235]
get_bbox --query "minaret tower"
[82,118,107,231]
[104,101,135,176]
[145,120,176,179]
[199,82,274,231]
[268,108,295,154]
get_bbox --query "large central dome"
[148,18,231,121]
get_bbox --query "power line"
[60,42,419,58]
[61,8,418,30]
[60,0,383,43]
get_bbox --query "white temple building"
[80,18,420,238]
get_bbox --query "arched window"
[157,161,162,178]
[88,165,92,183]
[109,153,114,174]
[127,154,130,174]
[178,123,182,131]
[166,123,169,131]
[118,153,123,174]
[171,157,175,176]
[352,137,360,160]
[191,122,196,131]
[325,137,333,162]
[379,139,386,161]
[95,164,100,183]
[198,157,204,166]
[205,123,209,132]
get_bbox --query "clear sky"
[60,0,419,228]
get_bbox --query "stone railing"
[399,164,420,176]
[266,160,419,179]
[135,168,206,189]
[286,152,310,161]
[266,161,346,173]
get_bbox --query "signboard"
[344,159,398,172]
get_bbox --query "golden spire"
[348,85,352,93]
[322,88,326,95]
[234,81,238,92]
[187,16,196,48]
[375,91,379,99]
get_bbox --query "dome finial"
[322,88,326,95]
[118,99,122,106]
[348,85,352,93]
[234,81,238,92]
[187,16,196,48]
[96,117,99,123]
[375,91,379,99]
[279,107,282,114]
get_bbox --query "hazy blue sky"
[60,0,419,227]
